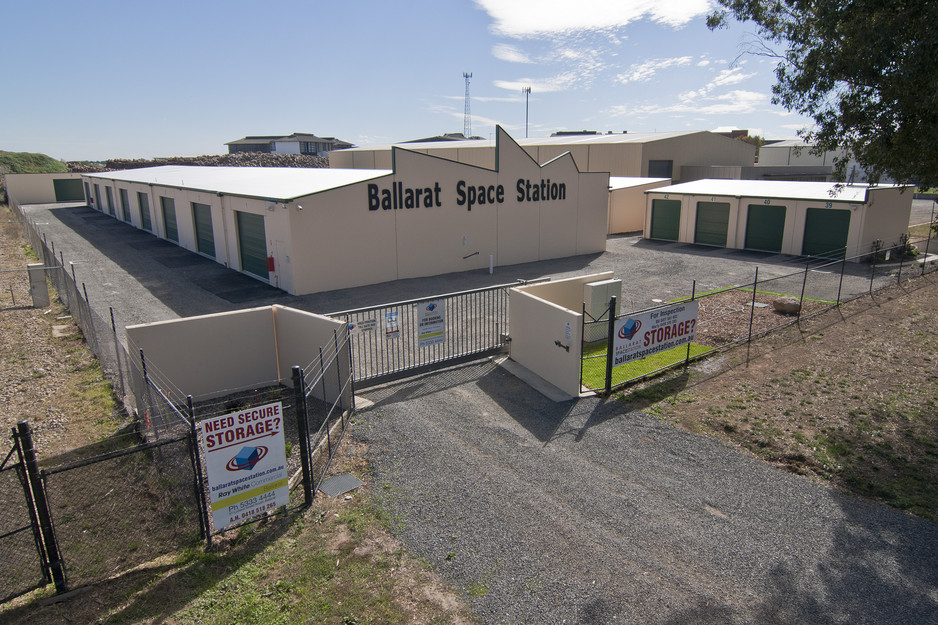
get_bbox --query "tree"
[708,1,938,187]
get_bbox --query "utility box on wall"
[583,279,622,343]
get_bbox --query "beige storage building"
[81,127,609,295]
[608,177,671,234]
[643,179,913,259]
[330,131,755,182]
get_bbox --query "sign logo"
[618,318,641,341]
[226,446,268,472]
[425,303,437,312]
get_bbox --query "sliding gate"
[330,279,544,388]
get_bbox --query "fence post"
[836,254,847,305]
[797,260,810,321]
[747,267,759,366]
[684,280,696,370]
[140,349,158,439]
[897,248,904,284]
[604,295,617,394]
[186,397,210,543]
[110,307,125,398]
[292,366,314,506]
[16,421,67,594]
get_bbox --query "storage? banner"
[613,301,699,366]
[199,401,289,532]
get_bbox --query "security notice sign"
[613,301,699,366]
[417,300,445,348]
[199,401,289,532]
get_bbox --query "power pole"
[522,86,532,138]
[463,72,472,137]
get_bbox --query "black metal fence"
[2,204,357,599]
[583,234,938,393]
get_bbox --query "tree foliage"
[708,1,938,187]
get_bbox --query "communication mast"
[463,72,472,138]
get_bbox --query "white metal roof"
[83,166,391,201]
[343,130,702,153]
[609,177,670,190]
[646,179,909,203]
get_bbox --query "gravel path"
[356,359,938,624]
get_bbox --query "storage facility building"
[644,179,913,259]
[330,130,755,182]
[80,128,609,295]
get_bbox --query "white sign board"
[199,401,289,532]
[613,301,699,366]
[385,311,400,339]
[417,300,445,348]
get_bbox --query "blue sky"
[3,0,813,161]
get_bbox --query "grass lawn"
[581,341,712,390]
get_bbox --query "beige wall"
[4,173,84,206]
[857,187,913,254]
[508,273,614,397]
[126,305,347,402]
[508,289,583,397]
[608,179,671,234]
[642,133,755,182]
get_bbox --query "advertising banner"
[199,401,289,532]
[417,300,445,348]
[613,301,699,366]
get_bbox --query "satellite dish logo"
[226,446,268,471]
[618,318,641,341]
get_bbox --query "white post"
[489,254,494,275]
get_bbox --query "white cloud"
[711,67,756,87]
[493,43,533,64]
[617,56,692,83]
[475,0,712,37]
[607,89,769,117]
[494,72,580,93]
[697,59,711,67]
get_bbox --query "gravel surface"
[355,359,938,624]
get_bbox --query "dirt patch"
[627,276,938,519]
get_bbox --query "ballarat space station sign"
[613,302,699,366]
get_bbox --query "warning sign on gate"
[198,401,289,532]
[613,301,699,366]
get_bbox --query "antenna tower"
[463,72,472,137]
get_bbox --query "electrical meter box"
[583,278,622,343]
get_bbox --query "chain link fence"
[584,233,938,392]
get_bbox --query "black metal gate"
[0,428,52,602]
[330,279,545,388]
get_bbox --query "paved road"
[22,201,919,342]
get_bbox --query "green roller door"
[802,207,850,258]
[160,197,178,242]
[694,202,730,247]
[137,192,152,231]
[650,199,681,241]
[745,204,786,252]
[119,189,132,222]
[236,211,268,278]
[53,179,84,201]
[192,202,215,257]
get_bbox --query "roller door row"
[648,200,850,258]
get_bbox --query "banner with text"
[199,401,289,532]
[417,300,445,348]
[613,301,699,366]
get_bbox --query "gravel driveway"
[356,359,938,624]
